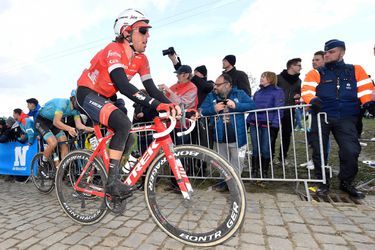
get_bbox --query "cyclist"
[76,8,181,198]
[35,90,94,169]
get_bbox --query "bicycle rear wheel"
[55,149,108,225]
[144,145,246,247]
[30,152,55,194]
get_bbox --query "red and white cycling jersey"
[78,42,151,97]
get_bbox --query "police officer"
[302,39,375,198]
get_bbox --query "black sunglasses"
[137,27,149,35]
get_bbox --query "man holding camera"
[201,74,255,180]
[166,50,213,107]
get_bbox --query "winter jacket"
[247,85,285,127]
[16,112,35,145]
[201,87,255,147]
[302,60,374,118]
[28,104,41,122]
[223,67,252,96]
[277,70,301,106]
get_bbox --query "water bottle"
[122,151,140,174]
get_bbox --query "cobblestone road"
[1,180,375,249]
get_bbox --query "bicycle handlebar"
[177,119,196,137]
[153,116,177,139]
[152,113,197,139]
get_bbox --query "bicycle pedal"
[105,195,128,214]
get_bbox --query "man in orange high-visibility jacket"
[302,39,375,199]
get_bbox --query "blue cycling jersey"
[38,98,80,121]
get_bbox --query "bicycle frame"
[73,116,193,199]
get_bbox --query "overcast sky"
[0,0,374,118]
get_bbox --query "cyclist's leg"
[35,115,57,161]
[43,136,58,160]
[56,132,69,164]
[76,87,132,197]
[106,110,133,195]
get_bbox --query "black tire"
[30,152,55,194]
[144,145,246,247]
[55,149,108,225]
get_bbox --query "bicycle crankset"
[105,193,132,215]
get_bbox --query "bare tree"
[246,72,258,96]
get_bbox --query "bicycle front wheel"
[144,145,246,247]
[30,152,55,194]
[55,149,108,225]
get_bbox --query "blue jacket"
[18,118,35,145]
[246,85,285,127]
[201,87,255,147]
[28,104,41,122]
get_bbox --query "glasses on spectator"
[214,81,228,86]
[135,27,149,35]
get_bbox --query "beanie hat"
[223,55,236,66]
[194,65,207,77]
[324,39,346,51]
[6,117,15,127]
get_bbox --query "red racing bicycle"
[55,113,246,247]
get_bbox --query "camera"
[162,47,176,56]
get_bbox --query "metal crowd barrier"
[131,104,329,201]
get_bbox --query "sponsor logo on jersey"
[107,50,121,58]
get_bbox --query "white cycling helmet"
[113,8,150,37]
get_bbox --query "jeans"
[294,108,303,129]
[214,142,244,175]
[250,125,271,159]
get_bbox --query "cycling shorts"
[76,86,118,126]
[35,115,66,141]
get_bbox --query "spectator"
[158,65,198,145]
[168,53,213,108]
[0,118,7,142]
[167,54,214,148]
[26,98,41,122]
[302,39,375,198]
[201,73,255,182]
[222,55,251,96]
[301,51,328,170]
[13,108,35,145]
[0,117,17,143]
[270,58,302,165]
[247,72,284,178]
[312,50,325,69]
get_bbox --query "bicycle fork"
[163,144,194,199]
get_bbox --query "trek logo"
[13,145,29,167]
[125,141,160,185]
[89,100,103,109]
